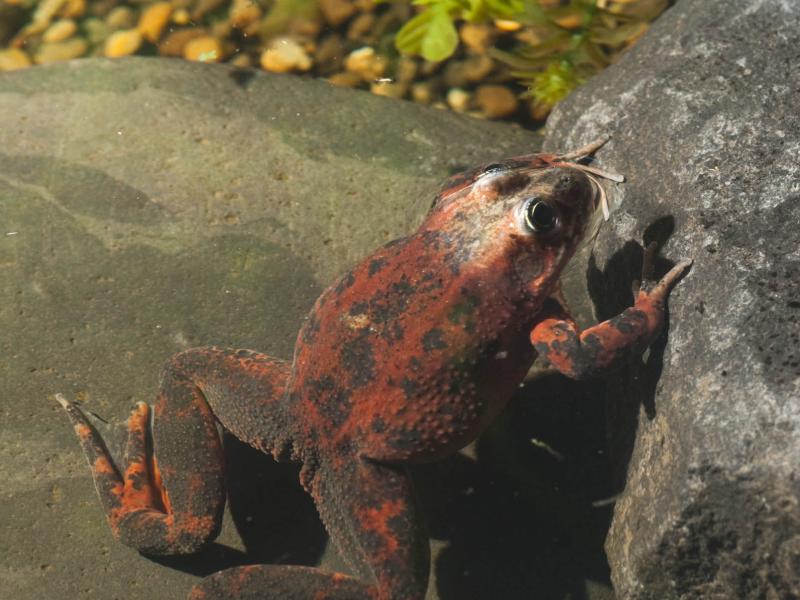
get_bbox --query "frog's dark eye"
[524,198,557,233]
[482,163,506,175]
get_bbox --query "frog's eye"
[482,163,506,175]
[524,198,558,233]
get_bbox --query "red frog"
[57,138,690,600]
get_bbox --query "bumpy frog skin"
[57,140,690,600]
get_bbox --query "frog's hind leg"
[190,457,429,600]
[57,347,294,555]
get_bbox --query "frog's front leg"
[57,347,293,554]
[191,456,429,600]
[530,244,692,379]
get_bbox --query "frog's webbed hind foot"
[57,347,295,556]
[189,455,429,600]
[56,395,209,554]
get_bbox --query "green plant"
[393,0,667,111]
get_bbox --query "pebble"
[61,0,86,19]
[0,48,32,71]
[370,80,406,99]
[260,38,313,73]
[183,35,223,62]
[411,81,434,104]
[172,8,190,25]
[42,18,77,43]
[137,2,172,43]
[345,46,387,81]
[82,17,110,45]
[104,28,142,58]
[34,37,88,64]
[459,23,495,54]
[327,71,361,87]
[229,0,262,31]
[105,6,135,30]
[443,54,494,88]
[446,88,471,113]
[158,28,207,57]
[315,33,346,75]
[319,0,356,27]
[346,13,375,42]
[474,84,518,119]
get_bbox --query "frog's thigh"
[131,347,291,553]
[313,457,430,600]
[188,458,427,600]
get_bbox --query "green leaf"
[395,4,459,62]
[421,6,459,61]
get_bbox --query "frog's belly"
[356,345,536,462]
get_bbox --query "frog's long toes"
[645,257,693,298]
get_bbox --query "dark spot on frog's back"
[334,271,356,295]
[422,329,448,352]
[229,68,256,87]
[309,376,352,429]
[340,336,376,388]
[368,258,387,276]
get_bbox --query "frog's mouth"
[547,136,625,221]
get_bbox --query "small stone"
[315,33,346,75]
[0,48,32,71]
[346,12,375,42]
[395,56,418,84]
[42,18,77,43]
[137,2,172,43]
[192,0,225,20]
[474,85,518,119]
[61,0,86,18]
[443,54,494,88]
[370,80,407,99]
[446,88,471,113]
[345,46,387,82]
[158,28,206,57]
[326,71,362,87]
[82,17,110,44]
[104,28,142,58]
[459,22,495,54]
[319,0,356,27]
[34,37,88,64]
[229,0,262,30]
[494,18,522,32]
[410,81,434,104]
[183,35,223,62]
[105,6,135,30]
[229,52,252,68]
[260,38,312,73]
[171,8,190,25]
[352,0,376,12]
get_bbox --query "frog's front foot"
[530,243,692,379]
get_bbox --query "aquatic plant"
[394,0,668,111]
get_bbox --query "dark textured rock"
[543,1,800,598]
[0,58,549,599]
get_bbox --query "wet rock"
[544,0,800,598]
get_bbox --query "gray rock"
[0,58,551,599]
[543,0,800,598]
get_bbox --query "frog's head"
[424,138,623,302]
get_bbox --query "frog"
[56,137,691,600]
